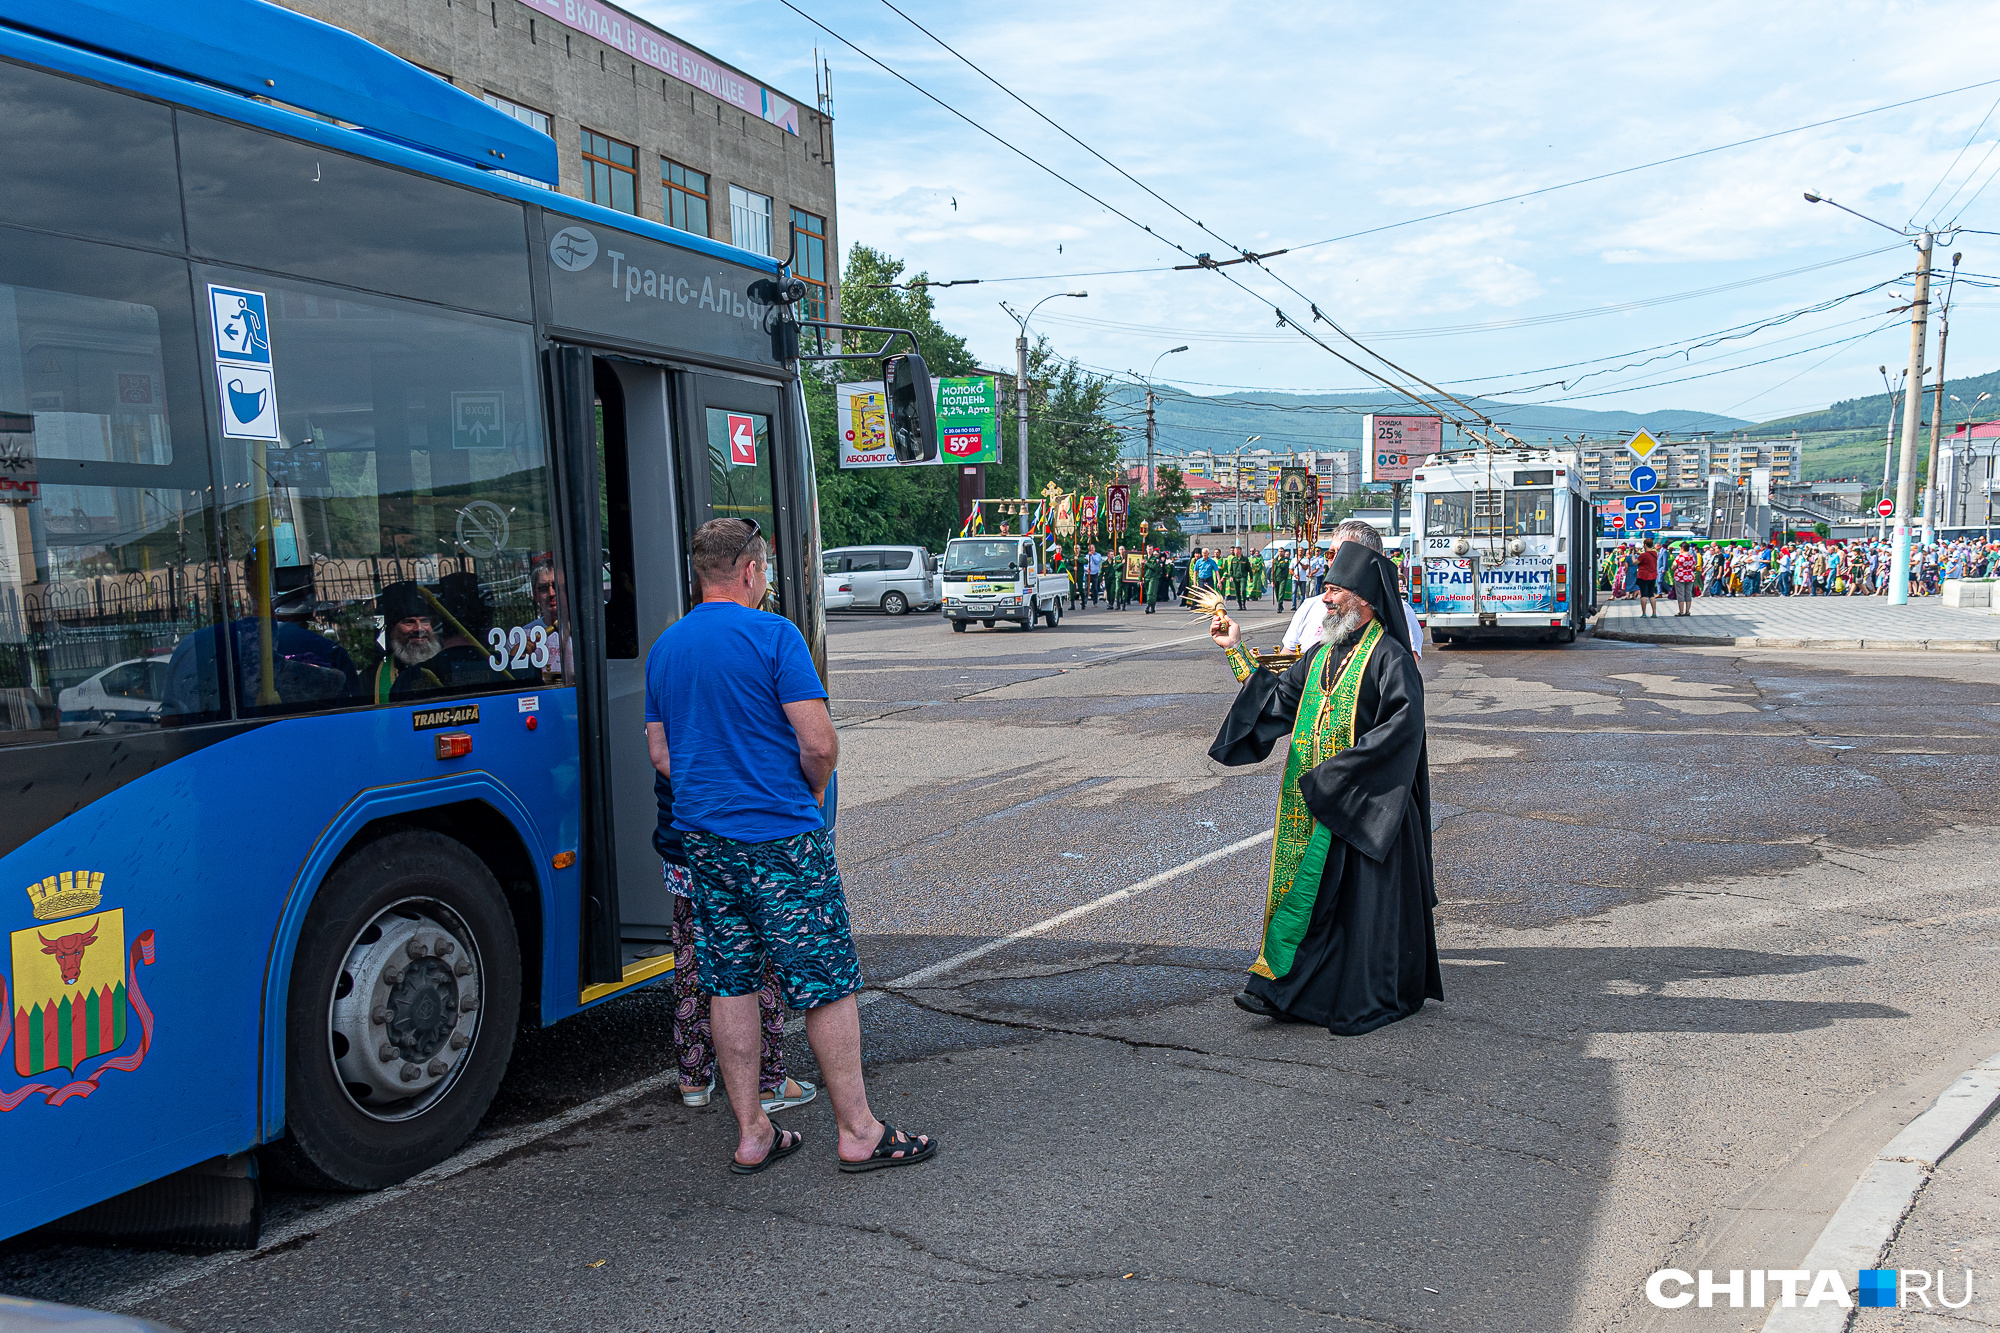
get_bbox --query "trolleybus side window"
[0,59,183,251]
[0,229,224,744]
[704,407,781,613]
[201,272,554,717]
[177,112,533,321]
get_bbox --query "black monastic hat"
[1325,542,1413,656]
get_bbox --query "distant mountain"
[1752,366,2000,434]
[1111,385,1754,460]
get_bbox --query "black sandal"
[838,1123,938,1173]
[730,1125,804,1175]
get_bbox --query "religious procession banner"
[837,375,1001,468]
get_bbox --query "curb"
[1592,627,2000,651]
[1760,1052,2000,1332]
[1583,608,2000,652]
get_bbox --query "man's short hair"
[1329,519,1385,553]
[690,517,766,590]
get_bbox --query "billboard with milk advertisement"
[837,375,1001,468]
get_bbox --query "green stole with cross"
[1250,619,1383,981]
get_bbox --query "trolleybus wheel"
[882,591,909,616]
[267,829,520,1192]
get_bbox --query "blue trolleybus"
[1408,448,1597,645]
[0,0,837,1238]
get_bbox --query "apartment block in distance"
[277,0,840,321]
[1577,437,1803,491]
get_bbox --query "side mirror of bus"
[883,353,938,463]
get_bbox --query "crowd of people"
[1074,540,1357,614]
[1601,533,2000,604]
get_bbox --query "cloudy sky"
[635,0,2000,426]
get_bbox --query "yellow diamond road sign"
[1626,428,1662,460]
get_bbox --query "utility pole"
[1922,252,1962,546]
[1015,329,1030,533]
[1889,231,1934,606]
[1145,386,1155,497]
[1000,291,1087,536]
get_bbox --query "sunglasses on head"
[731,518,763,565]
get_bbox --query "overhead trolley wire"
[1285,76,2000,254]
[783,0,1486,431]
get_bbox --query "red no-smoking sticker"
[727,413,757,465]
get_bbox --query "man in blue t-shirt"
[644,517,936,1177]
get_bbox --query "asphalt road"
[6,600,2000,1332]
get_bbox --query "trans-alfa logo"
[549,226,597,272]
[1646,1268,1973,1310]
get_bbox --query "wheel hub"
[329,905,481,1120]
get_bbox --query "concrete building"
[277,0,839,320]
[1173,448,1360,497]
[1576,437,1803,491]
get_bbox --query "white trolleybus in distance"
[1410,450,1597,646]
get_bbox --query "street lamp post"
[1950,393,1990,528]
[1236,435,1260,537]
[1144,345,1188,497]
[1000,292,1087,533]
[1878,366,1904,543]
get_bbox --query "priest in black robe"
[1208,541,1442,1035]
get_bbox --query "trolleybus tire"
[882,591,909,616]
[267,829,521,1192]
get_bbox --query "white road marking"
[876,828,1275,993]
[107,828,1276,1311]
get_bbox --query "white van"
[822,545,942,616]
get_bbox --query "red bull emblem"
[39,919,100,986]
[4,871,158,1107]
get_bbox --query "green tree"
[1132,464,1195,550]
[804,245,1123,552]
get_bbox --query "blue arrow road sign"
[1628,464,1658,493]
[1622,495,1662,530]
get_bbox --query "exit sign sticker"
[727,413,757,465]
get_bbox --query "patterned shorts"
[680,827,863,1010]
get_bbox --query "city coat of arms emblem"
[1,872,158,1110]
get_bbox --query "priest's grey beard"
[391,628,440,668]
[1327,608,1366,646]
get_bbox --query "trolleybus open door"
[551,348,810,998]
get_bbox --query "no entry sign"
[1877,498,1894,517]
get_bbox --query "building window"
[790,207,828,320]
[581,129,637,214]
[728,185,773,256]
[482,92,554,189]
[663,159,709,236]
